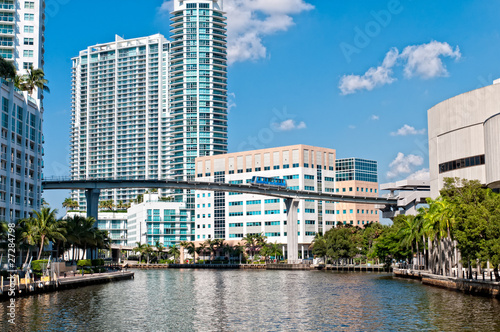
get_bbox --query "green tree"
[168,245,180,263]
[311,233,327,263]
[155,240,165,261]
[195,243,207,263]
[32,207,66,260]
[62,198,79,211]
[324,227,358,264]
[180,241,196,262]
[133,242,146,264]
[20,66,50,95]
[242,233,267,261]
[99,199,115,211]
[0,56,16,80]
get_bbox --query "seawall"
[394,269,500,299]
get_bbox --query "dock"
[0,271,134,301]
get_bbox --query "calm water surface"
[1,269,500,331]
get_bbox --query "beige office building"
[194,145,380,254]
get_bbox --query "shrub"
[91,259,105,266]
[77,259,91,267]
[127,255,139,261]
[32,260,49,272]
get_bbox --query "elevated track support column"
[285,198,299,264]
[85,188,101,221]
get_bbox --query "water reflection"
[1,270,499,331]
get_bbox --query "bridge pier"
[285,198,299,264]
[85,188,101,221]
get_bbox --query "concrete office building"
[335,158,380,227]
[194,145,380,254]
[70,34,170,206]
[169,0,228,209]
[0,0,44,222]
[428,80,500,197]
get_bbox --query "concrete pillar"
[85,188,100,260]
[301,245,304,261]
[85,188,101,222]
[285,198,299,264]
[282,245,285,261]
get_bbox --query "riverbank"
[0,271,134,301]
[126,262,389,272]
[394,268,500,299]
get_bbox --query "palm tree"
[133,242,146,264]
[168,245,180,263]
[20,66,50,95]
[242,233,267,262]
[62,198,78,211]
[116,200,127,210]
[32,207,66,260]
[155,240,165,261]
[0,56,16,80]
[205,239,224,262]
[180,241,196,263]
[266,242,283,263]
[99,200,115,211]
[195,243,207,263]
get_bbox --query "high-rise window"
[24,26,34,33]
[25,1,35,9]
[24,13,34,21]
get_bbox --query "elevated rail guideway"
[42,177,397,263]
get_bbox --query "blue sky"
[42,0,500,211]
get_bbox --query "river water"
[1,269,500,331]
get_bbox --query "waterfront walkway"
[394,268,500,298]
[0,271,134,301]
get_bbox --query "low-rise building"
[127,193,194,246]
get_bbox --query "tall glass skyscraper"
[169,0,228,209]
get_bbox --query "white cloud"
[401,41,461,79]
[339,41,461,94]
[406,168,430,181]
[390,124,426,136]
[339,48,399,95]
[228,92,237,112]
[387,153,424,179]
[371,115,379,120]
[158,0,314,65]
[273,119,306,131]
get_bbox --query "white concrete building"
[127,193,194,246]
[428,80,500,197]
[0,83,43,221]
[0,0,44,222]
[65,211,128,246]
[70,34,170,206]
[194,145,380,255]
